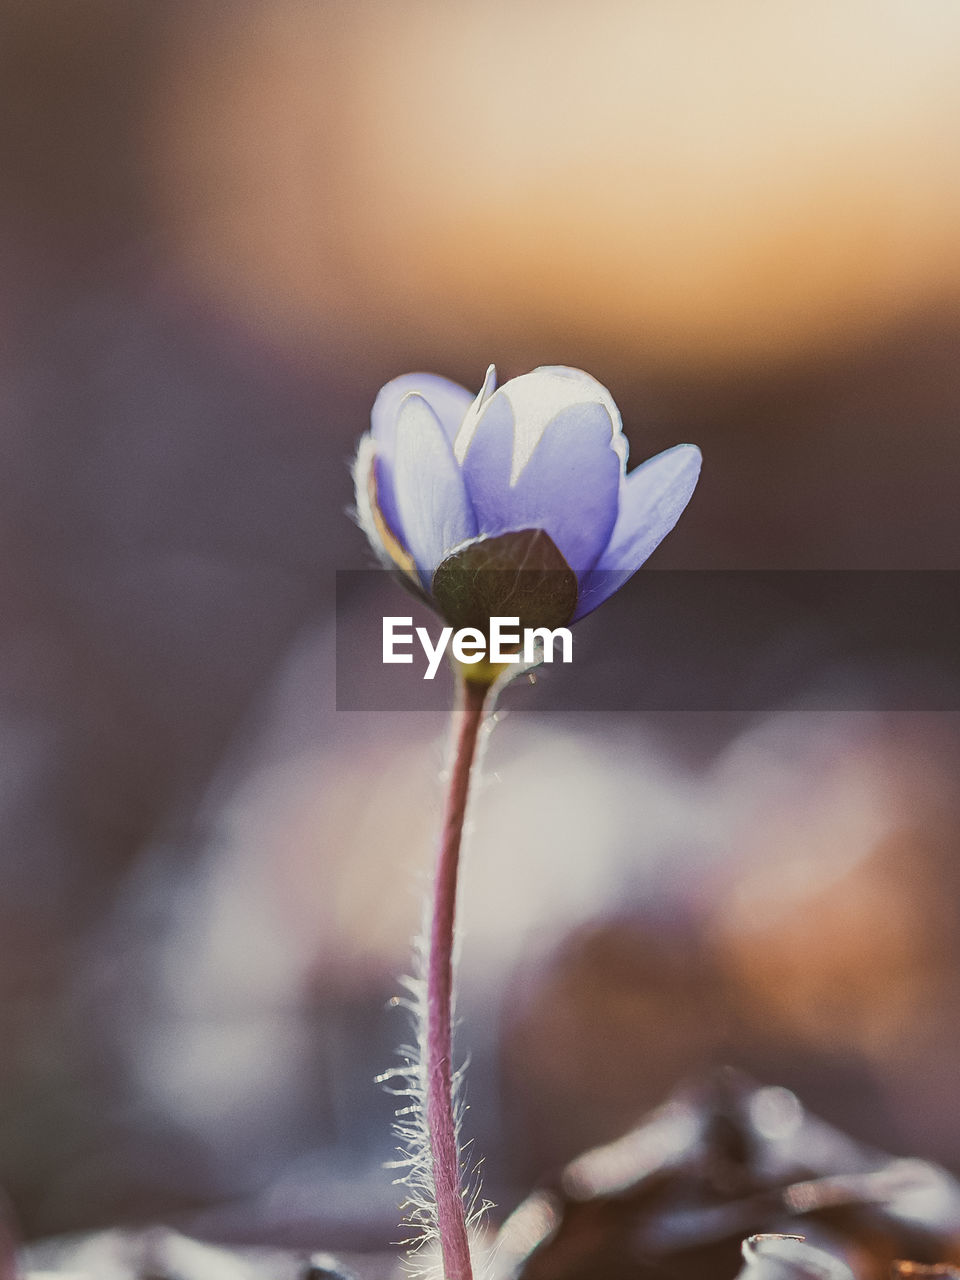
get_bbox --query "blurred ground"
[0,0,959,1256]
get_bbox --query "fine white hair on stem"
[375,682,502,1280]
[376,930,494,1280]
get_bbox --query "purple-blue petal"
[572,444,702,621]
[372,373,473,542]
[393,393,477,586]
[460,391,621,574]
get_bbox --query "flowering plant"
[355,365,701,657]
[353,365,700,1280]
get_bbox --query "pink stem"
[426,675,489,1280]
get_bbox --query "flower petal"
[352,433,389,563]
[488,366,627,482]
[461,390,622,574]
[393,393,477,585]
[523,366,628,470]
[452,363,497,464]
[352,432,420,580]
[372,372,474,541]
[572,443,702,620]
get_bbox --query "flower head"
[354,365,701,633]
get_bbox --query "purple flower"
[354,365,701,626]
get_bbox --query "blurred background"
[1,0,960,1257]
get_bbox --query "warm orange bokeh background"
[148,1,960,373]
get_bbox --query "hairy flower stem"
[426,673,491,1280]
